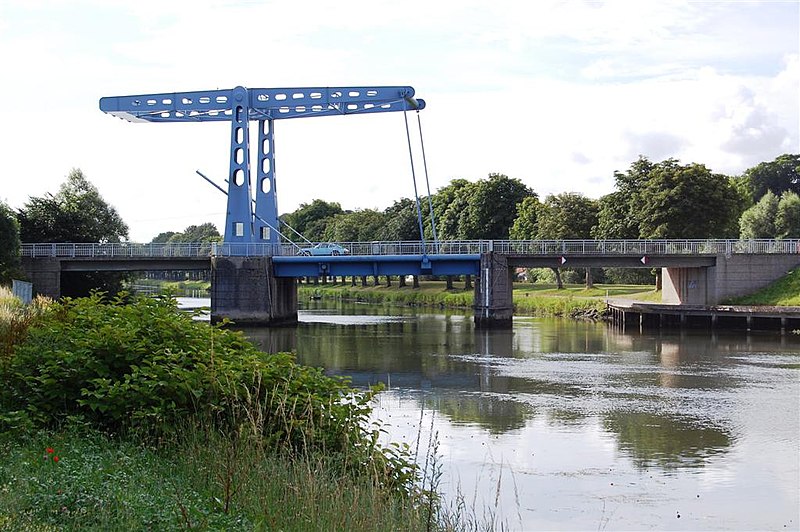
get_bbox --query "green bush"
[0,294,377,458]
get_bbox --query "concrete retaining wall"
[664,254,800,305]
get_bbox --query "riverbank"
[0,424,437,531]
[298,281,661,318]
[0,291,462,530]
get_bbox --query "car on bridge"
[298,242,350,256]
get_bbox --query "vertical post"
[224,86,253,247]
[254,118,281,247]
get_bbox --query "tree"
[19,169,129,243]
[0,201,21,284]
[17,169,129,296]
[594,192,639,240]
[150,231,177,244]
[433,179,473,240]
[740,190,800,239]
[379,198,422,241]
[166,223,221,243]
[536,193,599,288]
[535,193,598,240]
[596,157,743,240]
[742,153,800,202]
[776,191,800,238]
[461,173,535,239]
[509,196,541,240]
[739,191,779,239]
[596,157,655,239]
[636,161,742,239]
[281,199,343,242]
[323,210,385,242]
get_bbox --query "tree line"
[1,154,798,290]
[280,154,799,246]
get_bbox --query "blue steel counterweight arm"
[100,85,425,251]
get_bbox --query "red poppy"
[53,456,59,462]
[46,447,54,454]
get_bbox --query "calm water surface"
[240,300,799,531]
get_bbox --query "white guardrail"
[19,239,800,258]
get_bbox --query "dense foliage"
[17,169,130,296]
[0,201,21,284]
[739,190,800,239]
[742,153,800,202]
[18,169,128,244]
[0,294,381,458]
[151,222,221,244]
[595,157,744,239]
[0,294,442,529]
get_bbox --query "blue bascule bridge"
[99,85,482,325]
[16,86,800,329]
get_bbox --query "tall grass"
[0,293,467,530]
[0,423,439,531]
[0,286,50,363]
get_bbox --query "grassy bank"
[299,280,661,317]
[726,268,800,306]
[0,424,435,531]
[0,291,460,531]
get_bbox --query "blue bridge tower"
[100,85,426,324]
[100,86,425,251]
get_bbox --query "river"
[188,297,799,530]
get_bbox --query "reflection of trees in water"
[603,412,731,470]
[243,307,741,464]
[423,392,531,434]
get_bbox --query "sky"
[0,0,797,242]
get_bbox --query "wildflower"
[53,456,59,463]
[46,447,54,454]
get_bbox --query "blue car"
[298,242,349,256]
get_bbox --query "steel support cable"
[403,108,427,250]
[195,169,302,250]
[415,110,439,252]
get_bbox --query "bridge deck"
[20,238,800,259]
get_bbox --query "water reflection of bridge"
[20,238,800,327]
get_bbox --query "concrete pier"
[474,252,514,328]
[211,256,297,326]
[20,257,61,299]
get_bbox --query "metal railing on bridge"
[20,239,800,259]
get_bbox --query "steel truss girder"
[99,85,424,123]
[100,85,425,250]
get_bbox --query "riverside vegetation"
[297,269,800,316]
[297,279,662,319]
[0,286,464,531]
